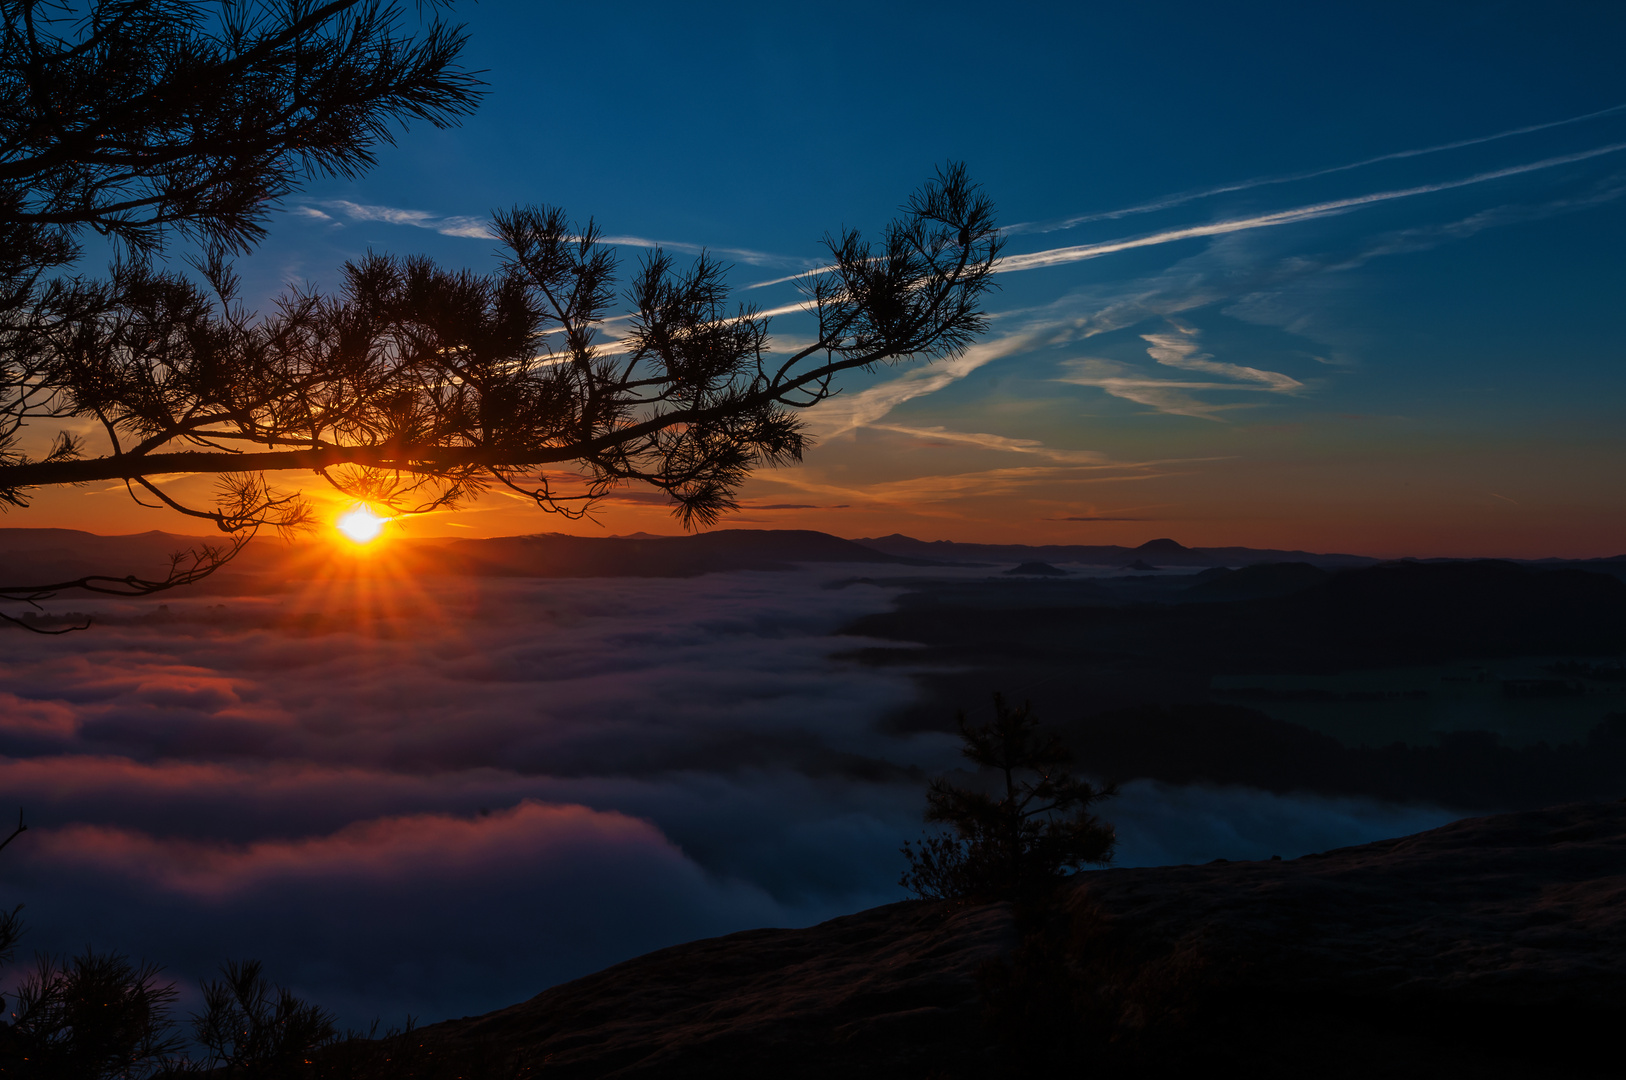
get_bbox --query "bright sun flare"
[336,505,387,544]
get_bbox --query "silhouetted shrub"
[193,959,339,1076]
[901,694,1115,902]
[2,948,187,1078]
[0,943,355,1078]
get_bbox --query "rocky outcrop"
[418,899,1017,1078]
[1075,799,1626,1010]
[406,802,1626,1078]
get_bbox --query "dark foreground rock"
[411,900,1017,1078]
[395,802,1626,1078]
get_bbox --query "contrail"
[745,134,1626,291]
[1009,101,1626,235]
[996,141,1626,274]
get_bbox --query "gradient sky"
[18,0,1626,557]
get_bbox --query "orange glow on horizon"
[336,505,387,545]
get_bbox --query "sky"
[16,0,1626,557]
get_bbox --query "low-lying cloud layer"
[1,566,1455,1024]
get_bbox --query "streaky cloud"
[795,161,1626,437]
[1142,325,1303,392]
[1319,174,1626,273]
[996,141,1626,275]
[869,424,1111,464]
[311,201,808,264]
[803,331,1049,438]
[745,267,822,290]
[1056,357,1276,421]
[747,136,1626,293]
[757,455,1212,505]
[1008,100,1626,235]
[597,234,814,268]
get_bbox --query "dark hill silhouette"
[852,533,1378,568]
[847,560,1626,678]
[1004,561,1066,576]
[1066,703,1626,811]
[390,802,1626,1078]
[8,529,1619,589]
[1481,554,1626,582]
[441,530,915,578]
[1569,555,1626,581]
[0,528,221,586]
[1289,560,1626,660]
[0,528,916,590]
[841,558,1626,744]
[1181,561,1330,601]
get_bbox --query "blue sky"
[38,0,1626,556]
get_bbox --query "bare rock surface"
[1074,799,1626,1008]
[408,802,1626,1077]
[419,899,1017,1077]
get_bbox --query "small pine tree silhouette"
[901,694,1116,901]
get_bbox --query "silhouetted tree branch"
[0,0,480,258]
[1,3,1002,627]
[0,806,25,852]
[0,532,254,632]
[2,166,1001,532]
[0,0,481,617]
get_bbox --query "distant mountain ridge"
[852,534,1381,568]
[0,528,919,587]
[0,528,229,587]
[4,528,1624,587]
[437,529,922,578]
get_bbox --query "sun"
[336,505,388,545]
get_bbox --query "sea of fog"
[0,565,1455,1024]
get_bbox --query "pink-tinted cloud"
[32,802,684,899]
[0,564,1454,1025]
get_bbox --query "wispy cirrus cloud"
[306,201,809,265]
[745,267,821,290]
[1317,174,1626,273]
[996,141,1626,275]
[1007,101,1626,235]
[821,161,1626,431]
[745,137,1626,294]
[803,331,1050,438]
[858,463,1192,502]
[1142,324,1303,393]
[314,199,482,236]
[1057,321,1305,421]
[759,455,1206,506]
[580,488,848,512]
[304,136,1626,448]
[868,424,1111,465]
[597,234,812,268]
[743,502,850,510]
[1056,359,1254,421]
